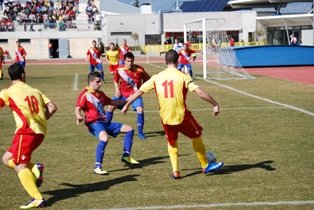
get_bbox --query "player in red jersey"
[118,39,131,67]
[15,40,27,68]
[75,71,140,175]
[106,52,150,139]
[86,40,105,81]
[177,43,196,78]
[122,50,223,179]
[0,63,57,208]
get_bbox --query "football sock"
[106,111,113,123]
[100,71,105,81]
[192,136,208,168]
[137,113,144,134]
[18,168,43,200]
[8,159,16,169]
[168,141,179,172]
[95,140,107,167]
[123,130,134,156]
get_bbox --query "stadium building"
[0,0,313,60]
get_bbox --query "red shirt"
[76,88,112,124]
[178,49,196,65]
[15,46,27,62]
[119,45,130,60]
[87,47,102,65]
[114,64,150,97]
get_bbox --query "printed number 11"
[162,80,174,98]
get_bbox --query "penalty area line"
[205,80,314,117]
[98,200,314,210]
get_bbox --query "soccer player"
[106,52,150,140]
[105,42,119,75]
[86,40,105,81]
[178,43,197,78]
[0,63,57,208]
[0,46,4,79]
[118,39,131,67]
[173,38,183,53]
[122,50,224,179]
[75,71,140,175]
[15,40,27,68]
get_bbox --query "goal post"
[183,18,255,80]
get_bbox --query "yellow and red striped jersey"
[0,81,51,135]
[140,67,198,125]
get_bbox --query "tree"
[131,0,140,7]
[131,32,139,50]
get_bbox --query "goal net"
[183,18,254,80]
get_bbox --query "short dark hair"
[87,71,101,84]
[124,52,134,60]
[165,50,179,65]
[92,40,96,44]
[8,63,24,80]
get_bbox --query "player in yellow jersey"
[105,43,120,75]
[122,50,223,179]
[0,63,57,208]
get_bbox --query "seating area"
[0,0,101,32]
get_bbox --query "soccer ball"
[206,151,217,163]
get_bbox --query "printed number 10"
[25,96,39,114]
[162,80,174,98]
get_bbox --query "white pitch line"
[94,200,314,210]
[205,80,314,117]
[73,73,79,91]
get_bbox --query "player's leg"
[179,112,223,174]
[109,122,139,165]
[163,124,180,179]
[96,63,105,81]
[186,63,193,78]
[177,63,184,72]
[132,97,145,139]
[106,95,126,123]
[12,134,45,208]
[89,64,95,73]
[88,122,109,175]
[0,62,3,79]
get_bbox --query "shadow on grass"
[183,160,276,178]
[43,174,139,207]
[143,130,165,138]
[109,155,170,173]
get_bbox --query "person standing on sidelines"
[122,50,223,179]
[118,39,131,67]
[86,40,105,81]
[15,40,27,68]
[105,43,119,75]
[106,52,150,140]
[0,46,4,79]
[0,63,57,208]
[75,71,140,175]
[177,43,196,78]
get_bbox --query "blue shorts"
[90,63,103,72]
[17,61,26,68]
[119,59,125,66]
[177,63,192,71]
[112,95,143,110]
[87,121,123,138]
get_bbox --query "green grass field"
[0,63,313,210]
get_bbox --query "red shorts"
[108,64,119,73]
[7,133,44,164]
[162,111,202,146]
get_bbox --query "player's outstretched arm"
[193,87,219,116]
[45,101,57,120]
[121,89,144,115]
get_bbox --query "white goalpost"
[183,18,255,80]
